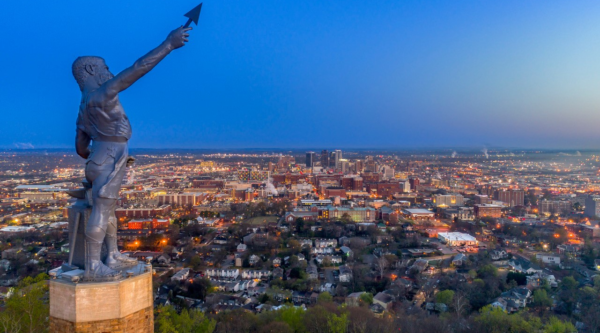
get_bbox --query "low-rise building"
[438,232,478,247]
[171,268,191,282]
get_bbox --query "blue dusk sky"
[1,1,600,149]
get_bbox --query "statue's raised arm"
[99,26,192,99]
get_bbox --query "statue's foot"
[84,261,121,281]
[106,251,138,270]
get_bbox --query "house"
[297,253,306,261]
[340,246,353,258]
[237,244,247,252]
[509,257,542,275]
[526,272,557,288]
[0,287,14,299]
[249,254,260,266]
[171,268,191,282]
[317,255,342,265]
[535,254,560,265]
[426,302,448,313]
[273,257,282,267]
[574,264,594,278]
[500,287,531,309]
[370,303,385,317]
[312,247,334,255]
[557,244,582,256]
[339,236,349,246]
[0,259,11,271]
[339,265,353,282]
[241,270,271,280]
[247,286,267,297]
[595,259,600,271]
[2,248,22,260]
[292,291,311,304]
[490,297,519,313]
[213,235,229,245]
[156,254,171,265]
[346,292,366,306]
[410,259,429,273]
[315,239,338,248]
[225,282,240,292]
[490,249,508,261]
[452,253,466,266]
[273,267,284,279]
[320,283,335,293]
[373,292,394,310]
[206,268,240,280]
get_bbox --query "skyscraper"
[365,156,376,172]
[334,150,342,169]
[320,150,329,168]
[306,151,316,167]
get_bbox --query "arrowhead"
[184,3,203,26]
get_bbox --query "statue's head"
[72,56,114,91]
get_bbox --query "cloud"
[14,143,34,149]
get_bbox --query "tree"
[533,289,552,309]
[304,306,331,333]
[185,278,213,301]
[544,317,576,333]
[477,264,498,279]
[374,256,388,279]
[189,255,203,271]
[435,290,455,306]
[360,292,373,305]
[452,291,470,317]
[561,276,578,290]
[340,213,352,223]
[327,313,348,333]
[506,272,527,286]
[156,305,216,333]
[295,218,305,233]
[258,292,271,303]
[0,273,49,333]
[317,292,333,303]
[257,321,293,333]
[277,305,306,332]
[468,269,478,279]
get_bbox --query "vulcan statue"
[72,26,192,280]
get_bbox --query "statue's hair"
[72,56,104,90]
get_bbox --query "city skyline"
[3,1,600,149]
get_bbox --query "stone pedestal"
[49,270,154,333]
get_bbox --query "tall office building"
[334,150,342,169]
[495,189,524,207]
[320,150,329,168]
[355,159,364,173]
[365,156,376,172]
[330,151,337,167]
[540,200,571,215]
[585,196,600,217]
[306,151,316,167]
[340,159,349,173]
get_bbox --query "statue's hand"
[126,156,136,167]
[167,26,192,49]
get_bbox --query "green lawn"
[245,216,279,225]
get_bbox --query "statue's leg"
[105,209,137,268]
[84,160,119,279]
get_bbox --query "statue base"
[48,266,153,333]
